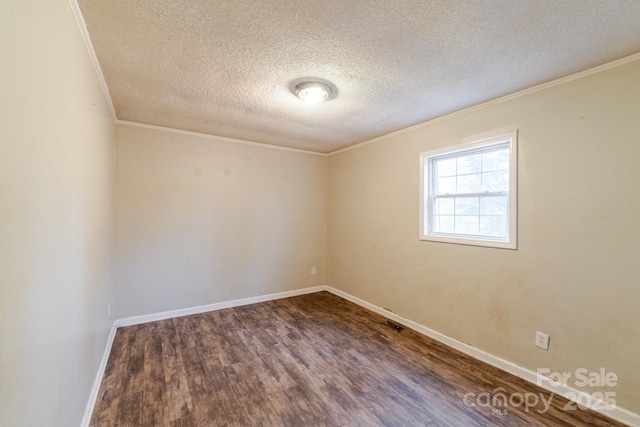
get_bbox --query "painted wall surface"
[328,60,640,413]
[0,1,116,426]
[116,125,327,318]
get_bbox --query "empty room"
[2,0,640,426]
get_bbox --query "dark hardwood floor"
[90,291,623,426]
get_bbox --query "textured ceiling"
[78,0,640,153]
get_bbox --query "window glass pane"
[434,198,454,215]
[421,134,516,247]
[482,170,509,192]
[482,148,509,172]
[457,173,481,193]
[480,215,508,237]
[457,154,481,175]
[436,158,456,178]
[433,215,454,233]
[480,195,507,215]
[455,215,479,235]
[437,176,456,194]
[454,197,479,215]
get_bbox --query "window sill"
[420,234,517,250]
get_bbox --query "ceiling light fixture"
[294,81,334,103]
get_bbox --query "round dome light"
[294,81,333,102]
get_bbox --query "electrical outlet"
[311,267,317,275]
[535,331,550,350]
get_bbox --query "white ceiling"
[77,0,640,153]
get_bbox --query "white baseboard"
[83,285,639,427]
[114,286,326,327]
[80,322,117,427]
[81,286,325,426]
[323,286,640,427]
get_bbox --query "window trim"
[419,131,518,249]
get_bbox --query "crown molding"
[66,1,639,159]
[68,0,117,121]
[116,120,329,156]
[329,52,640,156]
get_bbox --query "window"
[420,131,517,249]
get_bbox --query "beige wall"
[115,125,327,318]
[328,60,640,413]
[2,0,637,420]
[0,1,116,426]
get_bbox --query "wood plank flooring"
[90,291,624,426]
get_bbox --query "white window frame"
[420,131,518,249]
